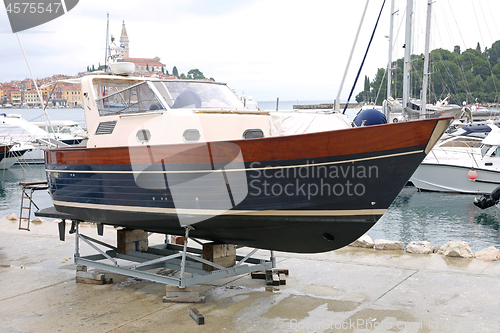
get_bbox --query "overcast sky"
[1,0,500,102]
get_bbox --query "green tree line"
[356,40,500,105]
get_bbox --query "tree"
[146,64,149,71]
[363,75,370,102]
[454,45,461,54]
[188,69,205,80]
[172,66,179,77]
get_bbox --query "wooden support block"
[163,296,206,303]
[164,285,204,303]
[76,264,87,272]
[117,228,148,242]
[251,271,266,279]
[170,235,186,245]
[117,240,148,254]
[202,243,236,271]
[252,268,289,280]
[117,229,148,254]
[274,268,289,276]
[279,273,286,285]
[272,273,280,286]
[76,271,104,281]
[166,291,202,298]
[76,278,105,285]
[189,308,205,325]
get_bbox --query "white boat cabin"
[63,75,352,148]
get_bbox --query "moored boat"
[410,125,500,194]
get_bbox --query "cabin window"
[95,81,163,116]
[243,129,264,139]
[481,144,492,157]
[183,129,200,142]
[136,129,151,143]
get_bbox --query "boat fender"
[468,168,477,180]
[353,109,387,126]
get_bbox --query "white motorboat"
[410,125,500,193]
[32,120,88,144]
[0,114,74,165]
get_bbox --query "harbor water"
[1,106,499,252]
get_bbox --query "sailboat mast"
[402,0,413,117]
[334,0,370,112]
[387,0,395,100]
[421,0,433,115]
[104,13,109,72]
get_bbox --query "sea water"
[1,106,499,252]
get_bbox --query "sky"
[1,0,500,102]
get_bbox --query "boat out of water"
[42,68,451,253]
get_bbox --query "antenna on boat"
[104,12,110,73]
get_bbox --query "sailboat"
[383,0,463,122]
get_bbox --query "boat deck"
[1,217,499,332]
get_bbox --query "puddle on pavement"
[345,308,424,333]
[262,295,361,320]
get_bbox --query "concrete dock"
[1,217,499,333]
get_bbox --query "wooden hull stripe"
[52,200,386,217]
[46,149,424,174]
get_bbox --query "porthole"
[243,129,264,139]
[136,129,151,143]
[183,129,200,142]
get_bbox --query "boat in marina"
[32,120,88,145]
[40,61,452,253]
[0,113,84,166]
[410,124,500,194]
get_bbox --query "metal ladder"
[19,182,49,231]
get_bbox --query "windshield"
[152,81,245,109]
[95,79,246,117]
[96,81,163,116]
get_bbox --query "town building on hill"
[117,21,167,75]
[60,85,82,107]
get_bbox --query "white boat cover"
[269,112,351,137]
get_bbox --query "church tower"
[120,21,129,58]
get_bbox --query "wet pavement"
[1,217,499,333]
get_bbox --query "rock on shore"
[406,241,434,254]
[374,239,404,251]
[349,234,374,248]
[440,241,474,258]
[474,246,500,261]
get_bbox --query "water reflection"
[369,186,500,252]
[0,165,48,216]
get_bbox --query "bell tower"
[120,20,129,58]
